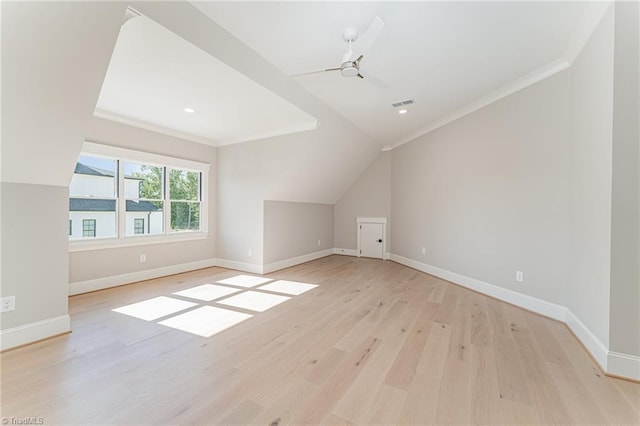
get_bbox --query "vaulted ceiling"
[196,1,591,148]
[95,1,599,150]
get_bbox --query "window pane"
[69,199,116,239]
[169,169,200,201]
[171,202,200,232]
[134,218,144,234]
[126,200,164,236]
[70,155,116,198]
[124,163,163,200]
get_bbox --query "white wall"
[70,174,115,198]
[334,152,391,251]
[125,211,163,236]
[69,212,116,239]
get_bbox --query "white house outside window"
[69,156,117,239]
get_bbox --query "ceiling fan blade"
[291,68,340,77]
[357,16,384,54]
[359,70,389,89]
[354,55,364,65]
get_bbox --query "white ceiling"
[194,1,592,147]
[96,14,318,146]
[96,1,596,149]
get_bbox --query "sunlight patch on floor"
[216,275,273,288]
[257,280,318,295]
[173,284,241,301]
[217,290,290,312]
[112,296,196,321]
[158,306,252,337]
[110,275,318,337]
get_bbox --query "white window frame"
[69,142,210,252]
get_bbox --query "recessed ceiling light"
[398,109,408,114]
[184,107,195,113]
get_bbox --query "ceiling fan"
[293,16,388,87]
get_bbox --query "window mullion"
[164,166,170,235]
[117,159,126,239]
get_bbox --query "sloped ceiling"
[1,2,125,186]
[195,1,593,148]
[95,2,599,151]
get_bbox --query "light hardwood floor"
[2,255,638,425]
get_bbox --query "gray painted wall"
[610,1,640,357]
[567,6,615,347]
[127,2,379,269]
[216,123,378,267]
[1,184,70,329]
[1,2,123,335]
[334,152,391,250]
[390,70,572,306]
[69,118,217,284]
[263,201,333,264]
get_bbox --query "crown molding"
[94,109,218,147]
[384,2,614,152]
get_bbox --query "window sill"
[68,232,209,252]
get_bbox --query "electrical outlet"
[1,296,16,313]
[421,247,426,255]
[516,271,524,282]
[140,254,146,263]
[248,249,253,257]
[317,240,321,246]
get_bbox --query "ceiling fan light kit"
[340,61,360,77]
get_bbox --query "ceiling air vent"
[391,99,415,108]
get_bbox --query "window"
[69,142,209,248]
[82,219,96,237]
[124,162,164,237]
[134,218,145,235]
[170,169,201,232]
[69,155,117,240]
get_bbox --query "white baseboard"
[69,259,217,295]
[607,351,640,381]
[387,253,640,380]
[263,249,334,274]
[389,253,568,321]
[333,248,359,257]
[62,250,639,381]
[214,258,263,275]
[1,315,70,351]
[565,309,609,371]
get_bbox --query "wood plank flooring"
[1,255,638,425]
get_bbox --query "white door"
[360,223,384,259]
